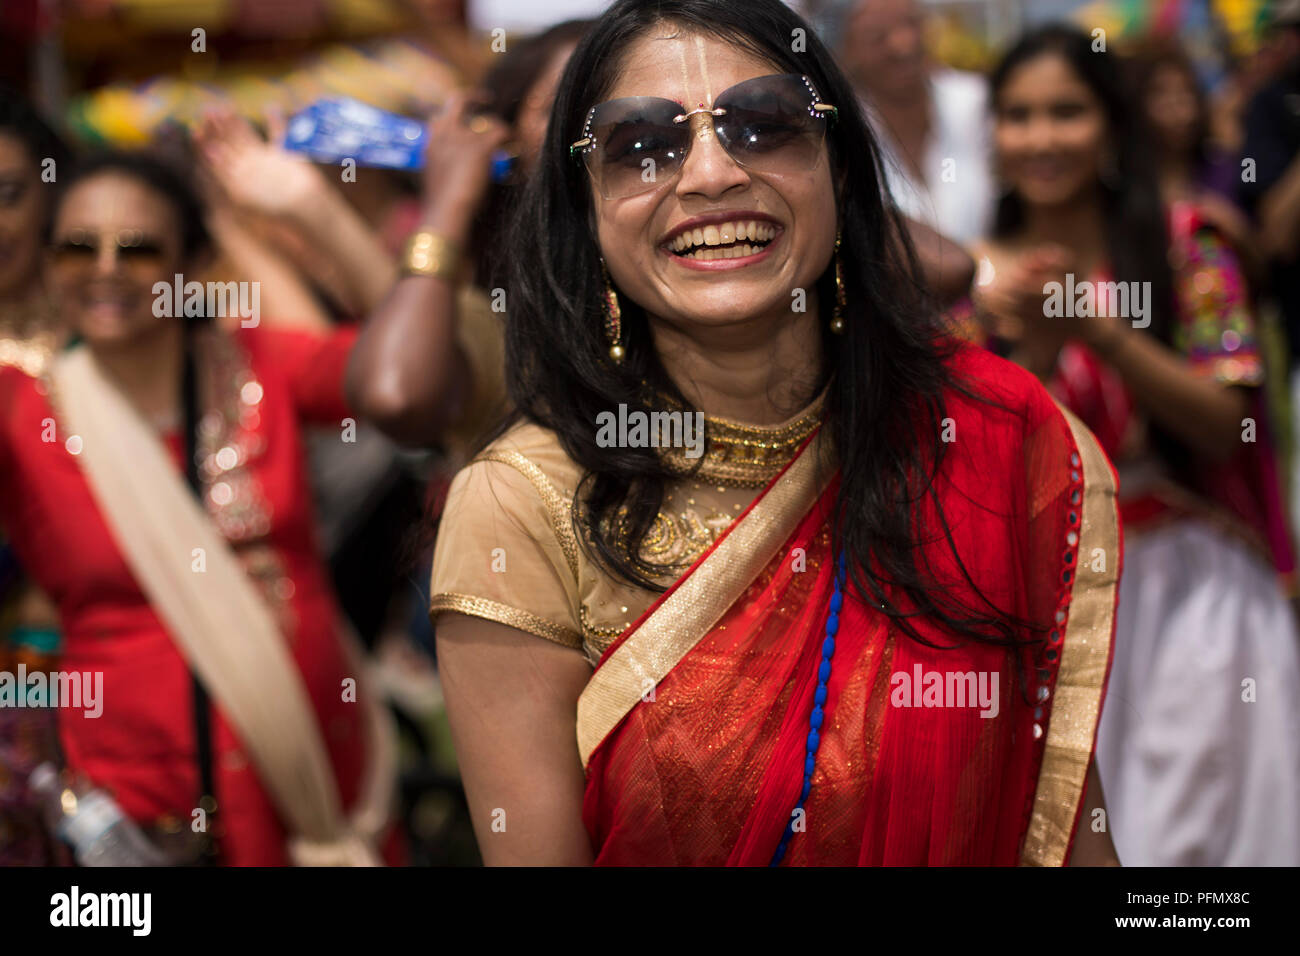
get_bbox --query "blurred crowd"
[2,0,1299,866]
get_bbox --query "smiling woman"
[0,152,402,865]
[430,0,1123,867]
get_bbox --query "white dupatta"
[50,342,396,865]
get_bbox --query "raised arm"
[344,92,508,445]
[194,107,399,314]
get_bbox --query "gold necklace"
[656,390,827,488]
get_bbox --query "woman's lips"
[662,227,783,271]
[1019,159,1070,181]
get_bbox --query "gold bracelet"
[401,230,460,280]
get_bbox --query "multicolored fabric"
[1051,201,1295,581]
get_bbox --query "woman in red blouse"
[0,151,425,865]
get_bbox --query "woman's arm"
[435,613,594,865]
[344,92,508,445]
[1068,761,1121,866]
[1077,314,1250,462]
[976,240,1252,462]
[901,217,976,306]
[204,204,333,332]
[194,109,398,314]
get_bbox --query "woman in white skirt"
[972,25,1300,865]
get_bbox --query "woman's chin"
[74,311,159,347]
[1017,177,1096,208]
[665,296,809,331]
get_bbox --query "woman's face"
[0,133,49,302]
[844,0,928,102]
[994,52,1109,209]
[47,172,185,347]
[516,42,577,175]
[589,28,838,333]
[1144,63,1200,155]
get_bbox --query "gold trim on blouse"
[429,593,582,649]
[1020,404,1119,867]
[428,391,828,663]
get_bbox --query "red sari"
[579,346,1120,865]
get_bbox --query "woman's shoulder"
[457,420,584,498]
[431,418,587,650]
[0,341,53,419]
[939,342,1116,499]
[942,340,1059,423]
[441,419,585,549]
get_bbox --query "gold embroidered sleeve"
[429,455,584,651]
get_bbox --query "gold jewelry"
[830,230,846,334]
[401,230,459,280]
[600,260,624,363]
[655,388,827,488]
[469,115,492,134]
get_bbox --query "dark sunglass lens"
[716,77,823,169]
[589,98,688,197]
[52,239,97,263]
[118,240,165,261]
[601,119,686,168]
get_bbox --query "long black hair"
[989,24,1183,473]
[504,0,1029,650]
[0,86,71,306]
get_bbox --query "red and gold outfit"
[432,346,1120,864]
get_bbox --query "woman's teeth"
[681,243,766,260]
[669,220,777,258]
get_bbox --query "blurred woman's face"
[994,53,1109,209]
[0,133,49,302]
[588,28,838,334]
[844,0,928,102]
[1144,64,1200,155]
[47,172,185,347]
[516,42,577,175]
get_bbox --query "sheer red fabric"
[582,347,1118,865]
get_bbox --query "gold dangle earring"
[600,259,625,363]
[829,230,846,334]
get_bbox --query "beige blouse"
[429,393,825,665]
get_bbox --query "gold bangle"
[401,230,460,280]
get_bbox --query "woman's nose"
[675,114,750,198]
[95,238,119,274]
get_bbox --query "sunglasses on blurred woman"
[48,228,170,277]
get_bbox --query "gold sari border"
[575,430,831,769]
[1021,405,1119,866]
[429,592,583,650]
